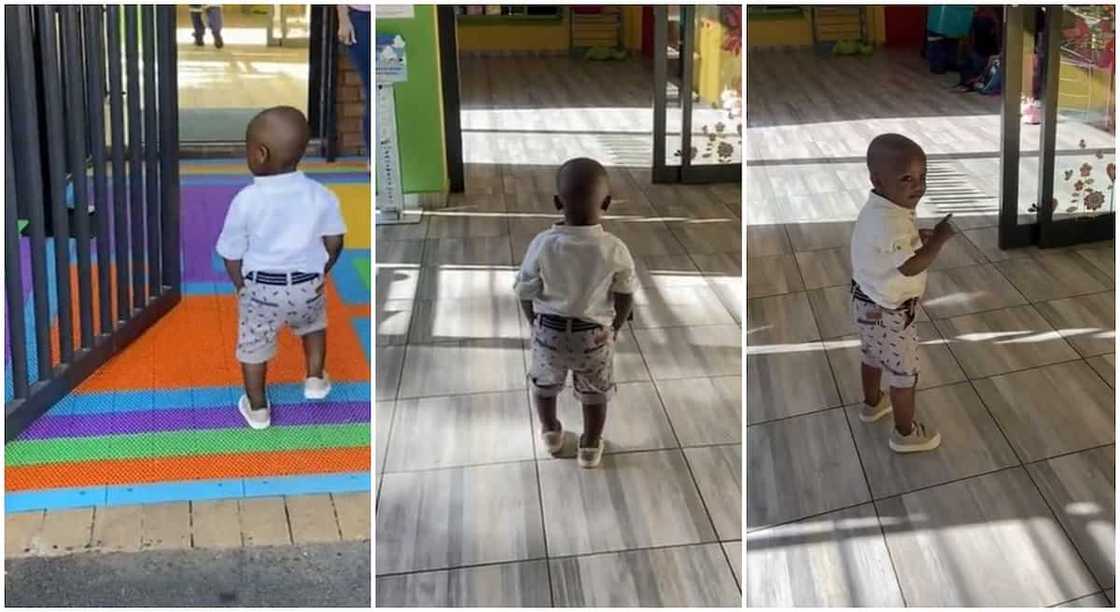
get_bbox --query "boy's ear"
[553,195,564,211]
[600,195,612,211]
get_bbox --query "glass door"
[653,5,742,183]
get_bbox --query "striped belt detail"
[537,313,602,332]
[851,279,918,325]
[246,271,320,286]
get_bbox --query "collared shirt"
[850,190,926,309]
[215,171,347,274]
[514,223,636,328]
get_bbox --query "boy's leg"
[890,384,916,435]
[861,363,883,406]
[189,6,205,43]
[534,394,561,433]
[241,361,268,409]
[301,329,326,379]
[580,402,606,446]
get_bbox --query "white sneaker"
[859,394,892,423]
[304,373,332,400]
[541,427,565,456]
[889,420,942,453]
[239,395,271,430]
[577,436,605,469]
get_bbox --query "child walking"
[515,158,636,468]
[850,134,955,453]
[216,106,347,429]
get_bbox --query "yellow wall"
[694,9,740,106]
[746,6,885,48]
[1058,61,1116,116]
[457,6,643,52]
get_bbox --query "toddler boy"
[850,133,954,453]
[216,106,346,429]
[515,158,636,468]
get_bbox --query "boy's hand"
[932,213,955,243]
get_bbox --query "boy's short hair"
[556,157,608,202]
[866,133,924,171]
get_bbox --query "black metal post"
[680,5,695,175]
[1036,6,1061,229]
[157,6,181,290]
[142,6,161,295]
[85,6,113,333]
[652,6,668,181]
[5,99,29,399]
[6,5,54,379]
[998,7,1028,250]
[437,6,464,193]
[36,5,75,363]
[62,6,95,349]
[125,6,145,308]
[107,5,130,320]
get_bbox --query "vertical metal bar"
[125,6,145,308]
[157,6,180,290]
[999,7,1024,250]
[679,5,695,175]
[5,98,30,399]
[652,6,668,178]
[36,5,75,363]
[142,5,161,294]
[107,5,130,320]
[322,7,339,161]
[1036,6,1062,234]
[62,6,95,349]
[85,6,112,333]
[6,5,54,379]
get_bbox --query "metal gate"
[4,5,181,441]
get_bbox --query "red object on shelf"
[571,6,603,14]
[884,5,927,49]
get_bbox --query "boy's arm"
[223,258,244,291]
[899,214,955,277]
[610,243,637,332]
[520,300,535,324]
[322,234,344,275]
[611,292,634,332]
[514,236,544,322]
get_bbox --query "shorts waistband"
[537,313,602,332]
[246,271,320,286]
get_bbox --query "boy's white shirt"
[850,190,927,309]
[514,223,636,327]
[215,171,347,274]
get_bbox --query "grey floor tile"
[794,247,851,290]
[602,221,687,257]
[973,360,1114,462]
[376,461,545,574]
[422,236,514,267]
[746,347,840,424]
[545,381,678,455]
[745,224,791,258]
[399,339,526,399]
[922,263,1027,319]
[928,232,985,271]
[723,541,741,586]
[376,299,413,346]
[1075,245,1115,281]
[376,238,425,265]
[634,325,742,380]
[876,468,1099,606]
[745,254,804,299]
[844,382,1019,499]
[538,449,716,557]
[961,226,1045,263]
[745,503,904,607]
[426,213,509,239]
[376,345,404,402]
[375,560,552,607]
[408,295,523,343]
[550,543,740,607]
[657,376,742,446]
[1059,592,1113,607]
[825,322,967,405]
[746,409,870,530]
[785,221,853,252]
[387,391,535,472]
[668,220,742,255]
[1027,445,1115,589]
[632,284,737,329]
[614,327,653,383]
[935,305,1080,379]
[807,284,858,340]
[746,292,821,345]
[375,401,394,476]
[1087,353,1116,388]
[995,252,1109,302]
[633,255,705,295]
[684,444,741,541]
[1035,291,1115,357]
[416,266,519,301]
[376,266,420,302]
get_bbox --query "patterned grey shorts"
[851,297,919,388]
[529,318,616,404]
[236,277,327,364]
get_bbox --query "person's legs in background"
[190,5,205,46]
[346,7,371,161]
[207,5,224,49]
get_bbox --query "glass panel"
[663,5,685,167]
[686,5,742,167]
[1016,7,1046,220]
[1050,5,1115,220]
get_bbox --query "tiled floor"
[746,50,1115,607]
[375,56,742,607]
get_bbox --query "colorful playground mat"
[5,159,371,512]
